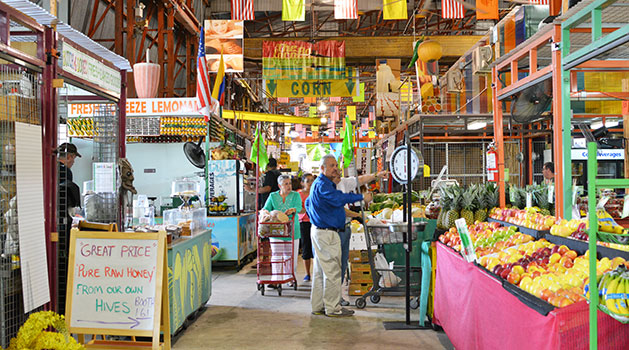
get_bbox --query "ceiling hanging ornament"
[417,40,443,63]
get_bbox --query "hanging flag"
[335,0,358,19]
[352,82,365,102]
[383,0,407,20]
[347,105,356,121]
[530,0,549,4]
[330,106,339,122]
[250,126,269,170]
[341,115,354,168]
[309,106,317,118]
[196,27,213,122]
[282,0,305,21]
[442,0,464,19]
[211,52,226,106]
[231,0,254,20]
[476,0,498,20]
[329,96,342,102]
[277,97,289,103]
[361,118,369,130]
[294,106,301,116]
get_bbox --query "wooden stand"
[66,229,171,350]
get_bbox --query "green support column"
[560,27,573,219]
[586,142,598,350]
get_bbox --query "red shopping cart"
[256,216,297,296]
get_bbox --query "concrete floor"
[173,259,453,350]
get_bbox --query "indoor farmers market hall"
[0,0,628,349]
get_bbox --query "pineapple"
[509,185,525,209]
[535,187,551,216]
[445,186,462,228]
[487,183,499,210]
[460,187,476,225]
[437,187,452,230]
[474,186,488,222]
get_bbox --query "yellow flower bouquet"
[7,311,84,350]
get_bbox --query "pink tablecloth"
[434,242,629,350]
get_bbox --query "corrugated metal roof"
[1,0,131,71]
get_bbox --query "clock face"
[390,146,420,184]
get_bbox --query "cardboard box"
[350,262,371,272]
[349,283,373,296]
[348,250,376,263]
[350,270,372,284]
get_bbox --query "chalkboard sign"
[66,229,170,348]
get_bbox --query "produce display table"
[167,230,213,335]
[434,242,629,350]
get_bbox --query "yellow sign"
[347,106,356,121]
[265,78,359,98]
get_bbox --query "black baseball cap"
[57,142,82,157]
[267,157,277,167]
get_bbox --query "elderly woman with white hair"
[263,174,302,287]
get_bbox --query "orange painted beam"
[492,65,506,207]
[551,24,564,218]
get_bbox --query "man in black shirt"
[258,157,281,207]
[57,142,81,314]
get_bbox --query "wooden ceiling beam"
[244,35,483,61]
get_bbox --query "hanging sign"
[262,40,346,80]
[60,41,121,95]
[204,20,244,72]
[571,149,624,160]
[66,230,170,348]
[357,148,372,175]
[264,78,359,97]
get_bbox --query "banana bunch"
[599,266,629,318]
[597,209,625,234]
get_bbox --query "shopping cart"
[256,217,297,296]
[354,221,428,309]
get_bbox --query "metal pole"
[405,130,412,325]
[255,122,260,277]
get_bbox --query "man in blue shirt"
[305,154,372,317]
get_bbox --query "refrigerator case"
[206,160,254,215]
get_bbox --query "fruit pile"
[549,218,588,238]
[437,184,499,230]
[438,222,534,257]
[550,217,629,252]
[592,265,629,320]
[481,240,588,307]
[489,207,555,231]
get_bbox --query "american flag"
[442,0,464,19]
[330,106,339,122]
[231,0,254,21]
[196,27,214,122]
[334,0,357,19]
[530,0,549,4]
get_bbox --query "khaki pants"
[310,226,342,314]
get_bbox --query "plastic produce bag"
[375,252,401,288]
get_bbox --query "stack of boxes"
[348,250,373,296]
